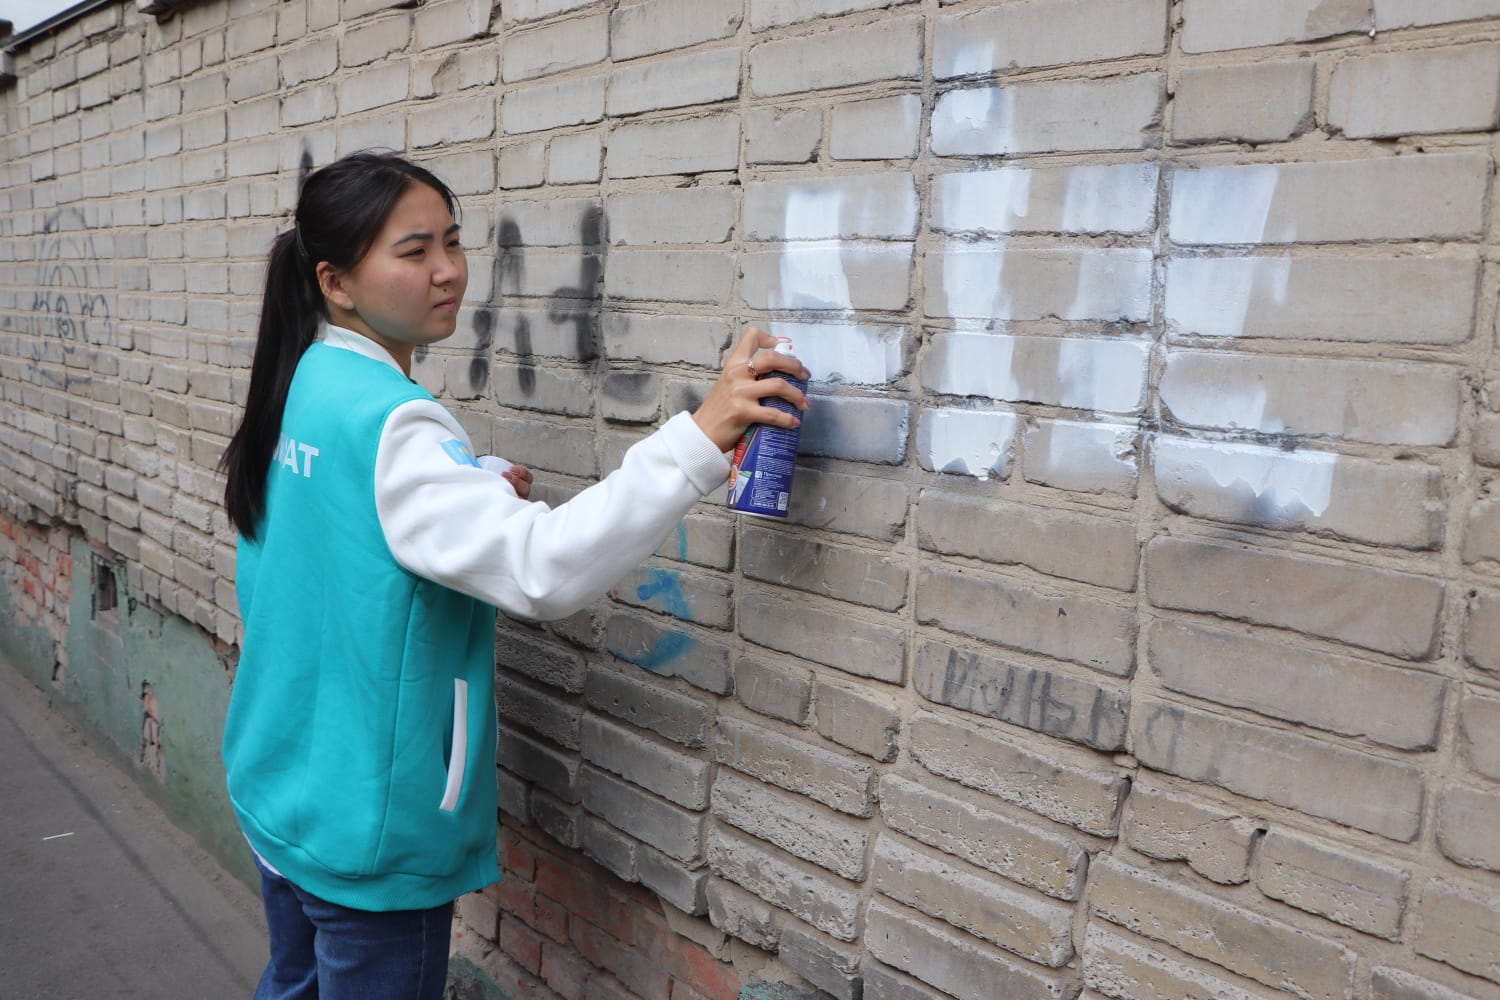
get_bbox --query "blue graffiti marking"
[618,564,696,673]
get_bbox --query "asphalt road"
[0,657,268,999]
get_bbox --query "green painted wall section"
[0,539,255,887]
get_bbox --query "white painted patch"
[938,244,1014,322]
[929,333,1149,413]
[936,168,1034,234]
[1059,163,1159,235]
[772,242,853,312]
[931,85,1016,156]
[917,407,1018,480]
[768,321,904,385]
[784,187,843,242]
[1028,419,1140,494]
[1055,336,1151,414]
[1166,255,1293,339]
[1169,165,1284,245]
[937,38,998,79]
[1155,436,1337,519]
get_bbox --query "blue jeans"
[252,853,454,1000]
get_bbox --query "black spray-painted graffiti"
[27,208,113,387]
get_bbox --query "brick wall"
[3,1,1500,997]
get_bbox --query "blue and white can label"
[727,370,807,519]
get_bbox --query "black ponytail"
[221,151,460,539]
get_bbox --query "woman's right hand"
[691,326,810,452]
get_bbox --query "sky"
[3,0,83,34]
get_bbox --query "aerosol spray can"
[727,341,806,519]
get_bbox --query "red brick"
[535,892,569,943]
[634,914,739,1000]
[485,877,536,925]
[541,941,592,1000]
[571,919,672,999]
[537,857,633,935]
[501,915,544,976]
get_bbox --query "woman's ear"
[316,261,355,311]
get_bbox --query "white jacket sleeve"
[374,399,730,621]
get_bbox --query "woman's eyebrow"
[392,224,461,246]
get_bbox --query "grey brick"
[606,187,735,246]
[1082,925,1283,1000]
[933,75,1162,156]
[1465,498,1500,565]
[1371,966,1485,1000]
[636,845,708,915]
[342,15,411,67]
[914,640,1129,752]
[924,253,1153,325]
[498,728,580,804]
[580,713,710,809]
[716,715,876,817]
[1174,60,1314,143]
[497,674,584,750]
[499,141,546,189]
[610,564,732,629]
[584,662,713,748]
[605,611,731,694]
[814,677,900,762]
[777,922,861,1000]
[706,877,782,950]
[934,0,1167,75]
[600,370,660,424]
[1182,0,1369,52]
[798,396,910,465]
[608,48,739,117]
[916,566,1136,677]
[1375,0,1500,29]
[739,591,905,685]
[741,525,906,612]
[880,774,1086,901]
[414,0,492,48]
[1331,44,1500,139]
[873,835,1073,967]
[500,74,605,135]
[735,655,812,725]
[502,0,595,24]
[931,163,1159,237]
[602,313,730,367]
[1147,619,1445,750]
[1091,857,1356,1000]
[498,628,585,692]
[862,960,945,1000]
[746,107,821,165]
[1415,879,1500,985]
[579,765,702,863]
[581,815,638,882]
[1257,829,1409,938]
[920,491,1136,592]
[1022,419,1139,497]
[606,116,739,179]
[530,787,581,848]
[1168,154,1489,244]
[1460,690,1500,780]
[411,93,494,148]
[749,16,922,97]
[1162,351,1460,447]
[750,0,915,30]
[830,95,920,161]
[1133,698,1425,842]
[604,248,736,304]
[910,710,1128,836]
[708,827,860,941]
[611,0,742,61]
[1467,589,1500,678]
[741,244,913,312]
[1145,536,1444,661]
[865,899,1071,1000]
[714,769,869,881]
[1123,777,1258,885]
[745,174,918,241]
[502,14,608,83]
[1437,784,1500,873]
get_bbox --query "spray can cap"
[773,339,796,358]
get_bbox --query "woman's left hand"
[503,465,534,500]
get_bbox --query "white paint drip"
[917,407,1017,481]
[1155,436,1337,519]
[1166,256,1293,339]
[768,321,903,385]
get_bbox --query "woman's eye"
[404,248,425,258]
[447,240,462,250]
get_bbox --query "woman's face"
[319,181,468,371]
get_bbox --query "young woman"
[219,152,807,1000]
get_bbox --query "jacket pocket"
[439,677,468,812]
